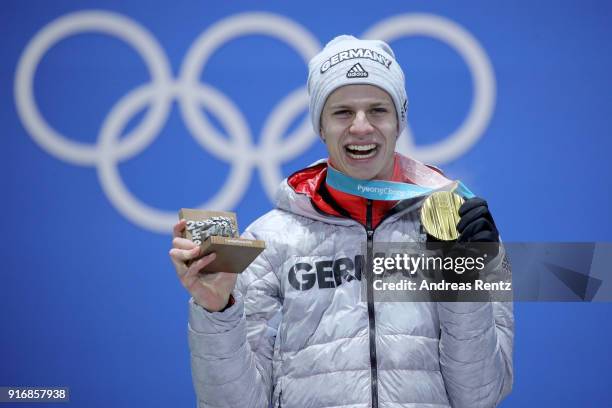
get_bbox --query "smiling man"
[320,84,397,180]
[170,35,514,408]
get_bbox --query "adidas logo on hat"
[346,63,368,78]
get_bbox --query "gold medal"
[420,191,465,241]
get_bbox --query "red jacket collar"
[287,155,407,229]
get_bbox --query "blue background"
[1,0,611,406]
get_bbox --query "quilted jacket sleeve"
[187,230,282,408]
[437,246,514,408]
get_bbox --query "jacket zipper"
[311,185,416,408]
[365,199,379,408]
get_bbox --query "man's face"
[320,84,398,180]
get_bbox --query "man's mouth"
[344,143,378,159]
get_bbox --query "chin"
[338,151,389,180]
[344,166,380,180]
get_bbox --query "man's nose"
[349,111,374,135]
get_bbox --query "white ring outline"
[14,10,173,166]
[178,12,320,163]
[97,83,252,232]
[258,87,312,198]
[176,12,322,210]
[363,13,496,164]
[14,11,496,233]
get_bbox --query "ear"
[320,127,326,143]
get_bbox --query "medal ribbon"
[326,164,475,201]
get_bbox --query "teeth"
[345,143,377,159]
[347,148,377,159]
[346,144,376,151]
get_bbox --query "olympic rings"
[14,10,495,233]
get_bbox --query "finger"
[458,218,494,242]
[182,253,217,287]
[173,219,187,239]
[172,236,197,250]
[170,258,188,278]
[459,197,488,216]
[185,252,217,279]
[168,248,189,277]
[457,206,489,232]
[169,246,202,263]
[469,230,499,243]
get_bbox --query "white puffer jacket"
[187,158,514,408]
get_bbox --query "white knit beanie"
[307,35,408,137]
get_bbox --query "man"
[170,35,513,408]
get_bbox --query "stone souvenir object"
[179,209,265,274]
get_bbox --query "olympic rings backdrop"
[2,1,611,407]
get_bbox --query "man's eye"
[333,110,351,116]
[371,108,388,114]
